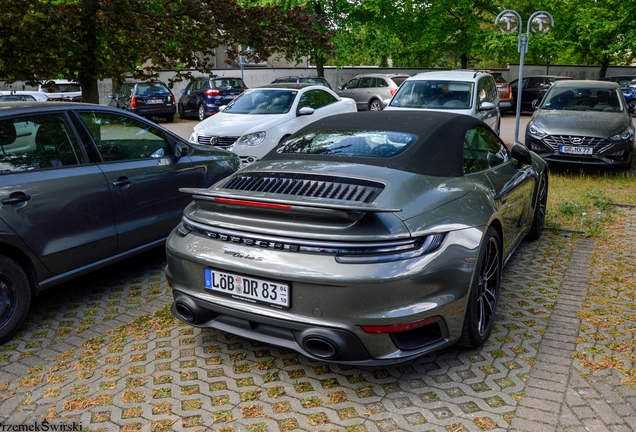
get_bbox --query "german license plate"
[559,146,593,155]
[204,268,290,309]
[146,99,163,104]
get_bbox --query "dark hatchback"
[108,81,177,122]
[178,77,248,121]
[525,80,634,169]
[0,102,240,344]
[510,75,573,113]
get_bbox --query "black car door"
[0,112,116,274]
[76,111,205,253]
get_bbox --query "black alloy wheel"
[458,227,501,347]
[0,255,31,345]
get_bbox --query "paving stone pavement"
[0,210,635,431]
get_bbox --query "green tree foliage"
[0,0,333,103]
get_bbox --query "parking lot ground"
[1,206,636,431]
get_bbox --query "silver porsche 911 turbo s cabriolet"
[165,111,548,365]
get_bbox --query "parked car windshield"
[224,89,297,114]
[542,87,624,111]
[276,130,417,157]
[390,81,474,109]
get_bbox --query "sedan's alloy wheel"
[0,255,31,345]
[198,105,206,121]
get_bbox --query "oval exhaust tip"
[175,302,196,323]
[303,337,338,359]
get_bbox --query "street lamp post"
[495,10,554,143]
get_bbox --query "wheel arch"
[0,243,38,296]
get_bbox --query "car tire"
[525,173,548,241]
[458,227,501,348]
[178,103,187,119]
[0,255,31,345]
[629,100,636,117]
[198,105,207,121]
[165,114,174,123]
[368,99,382,111]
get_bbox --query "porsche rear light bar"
[213,197,292,210]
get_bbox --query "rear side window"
[78,112,172,162]
[0,114,84,173]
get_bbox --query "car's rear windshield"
[211,78,246,89]
[542,87,624,111]
[390,77,408,86]
[389,80,474,109]
[491,74,507,84]
[276,130,417,158]
[136,83,171,97]
[224,89,297,114]
[44,83,81,93]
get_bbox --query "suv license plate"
[204,268,290,309]
[559,146,593,155]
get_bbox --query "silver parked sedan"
[166,111,548,365]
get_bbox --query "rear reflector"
[361,316,442,334]
[213,197,292,210]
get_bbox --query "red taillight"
[361,316,442,334]
[390,89,398,96]
[213,197,292,210]
[130,96,137,108]
[170,94,175,103]
[205,89,221,97]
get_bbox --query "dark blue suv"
[178,77,248,121]
[600,76,636,114]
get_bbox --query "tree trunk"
[79,0,100,104]
[598,55,610,79]
[461,53,468,69]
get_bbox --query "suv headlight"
[189,132,197,143]
[527,123,548,138]
[236,132,266,147]
[610,125,635,142]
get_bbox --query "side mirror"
[175,142,191,157]
[531,99,541,109]
[218,105,227,112]
[510,142,532,165]
[180,89,186,94]
[338,85,343,90]
[298,107,315,116]
[107,94,114,99]
[382,98,391,108]
[479,101,496,111]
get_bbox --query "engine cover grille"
[222,172,384,203]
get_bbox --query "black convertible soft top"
[262,111,487,177]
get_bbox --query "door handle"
[1,193,31,206]
[112,177,132,187]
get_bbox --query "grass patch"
[547,170,636,236]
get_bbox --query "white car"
[189,83,357,164]
[37,80,82,101]
[384,71,501,135]
[0,91,49,101]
